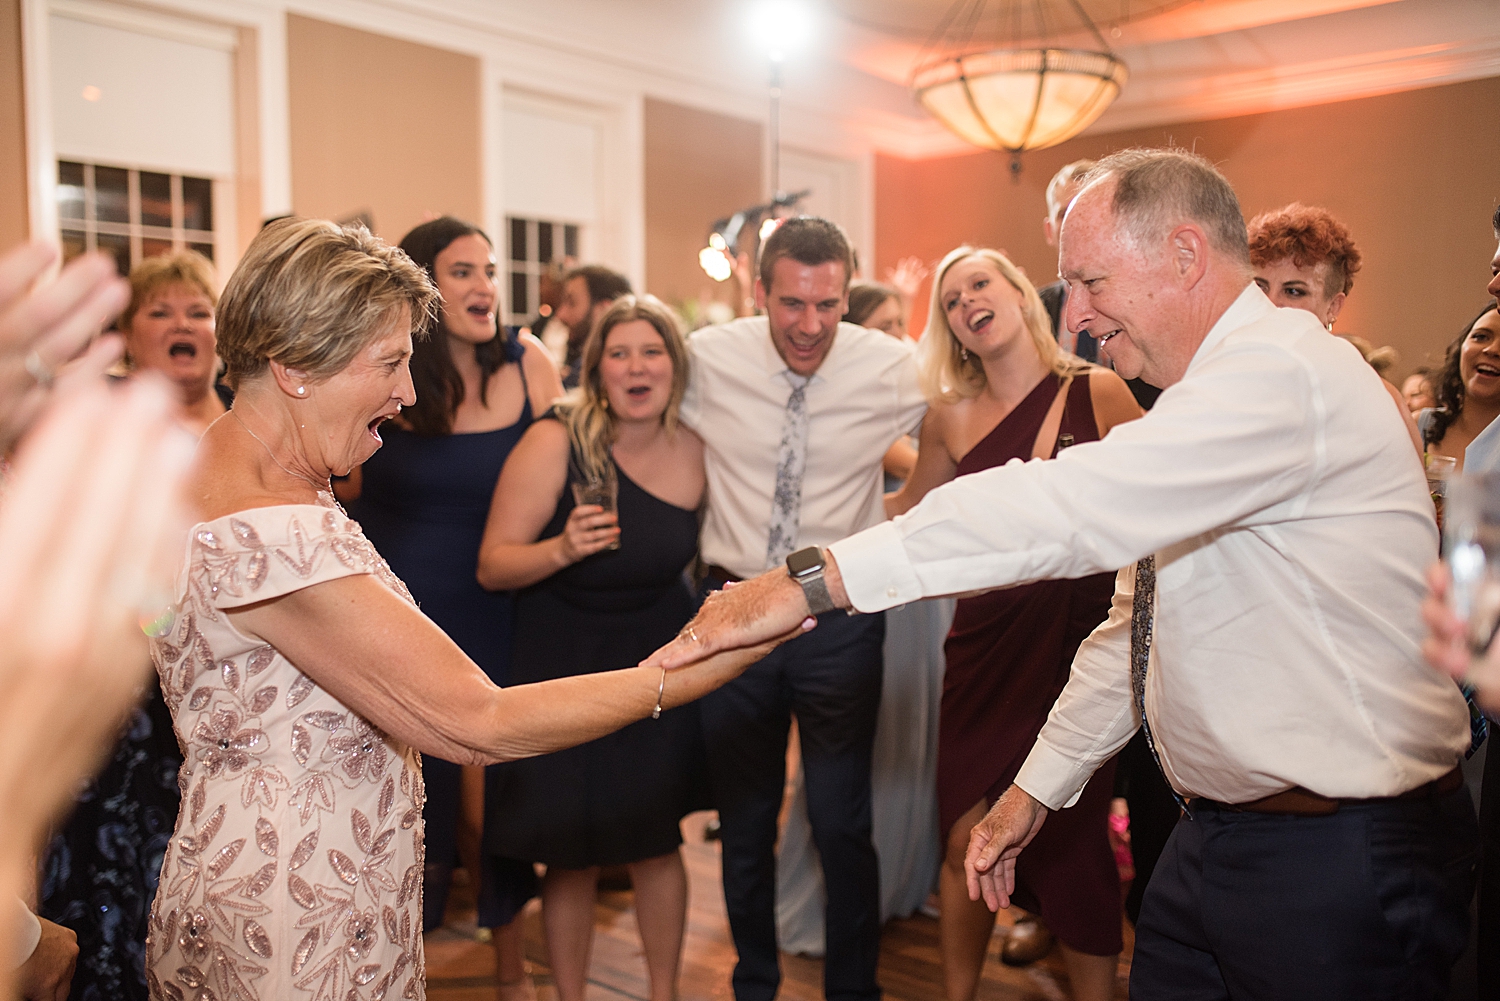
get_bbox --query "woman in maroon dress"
[890,246,1141,1001]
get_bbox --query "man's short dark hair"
[1089,147,1250,264]
[757,217,854,291]
[565,264,632,306]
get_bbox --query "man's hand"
[643,553,851,671]
[16,918,77,1001]
[964,785,1049,911]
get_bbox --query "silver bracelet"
[652,666,666,719]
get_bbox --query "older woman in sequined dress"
[143,219,797,1001]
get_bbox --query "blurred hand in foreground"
[1421,561,1500,714]
[0,243,130,452]
[0,375,192,997]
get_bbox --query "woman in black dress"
[343,217,562,996]
[477,295,706,1001]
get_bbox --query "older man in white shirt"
[655,149,1476,999]
[680,217,925,1001]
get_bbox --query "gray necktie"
[765,374,811,569]
[1131,555,1188,812]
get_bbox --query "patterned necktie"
[1131,555,1189,813]
[765,373,811,569]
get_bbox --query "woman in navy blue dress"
[344,216,562,997]
[477,295,706,1001]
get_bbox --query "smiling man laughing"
[653,149,1475,1001]
[679,216,925,1001]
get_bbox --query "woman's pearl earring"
[297,386,307,396]
[960,346,970,362]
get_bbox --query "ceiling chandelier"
[910,0,1128,158]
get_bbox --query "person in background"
[1417,304,1500,470]
[1247,202,1421,452]
[553,265,632,389]
[845,282,918,481]
[0,240,192,1001]
[1404,368,1437,414]
[477,295,706,1001]
[341,217,561,998]
[682,216,926,1001]
[887,246,1140,1001]
[38,250,223,1001]
[773,274,949,957]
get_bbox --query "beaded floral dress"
[144,497,426,1001]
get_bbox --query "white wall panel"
[49,10,235,177]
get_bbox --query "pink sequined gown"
[145,498,427,1001]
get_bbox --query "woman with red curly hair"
[1249,203,1420,452]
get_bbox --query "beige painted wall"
[286,14,481,243]
[0,0,29,247]
[876,75,1500,381]
[643,97,762,314]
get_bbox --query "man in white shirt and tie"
[679,217,925,1001]
[657,150,1476,999]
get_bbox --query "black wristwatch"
[786,546,837,616]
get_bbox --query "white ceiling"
[339,0,1500,159]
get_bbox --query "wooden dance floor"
[425,812,1133,1001]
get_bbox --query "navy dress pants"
[701,610,885,1001]
[1130,786,1479,1000]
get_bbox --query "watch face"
[786,547,824,578]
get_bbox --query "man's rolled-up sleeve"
[1015,566,1140,810]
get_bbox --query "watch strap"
[799,571,836,616]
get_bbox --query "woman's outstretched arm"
[229,574,806,765]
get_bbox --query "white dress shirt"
[830,284,1468,806]
[681,316,926,580]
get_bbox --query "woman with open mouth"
[886,246,1143,1001]
[1418,302,1500,469]
[477,295,708,1001]
[341,216,563,998]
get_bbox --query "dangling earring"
[960,346,969,362]
[296,386,307,396]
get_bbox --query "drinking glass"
[571,468,620,551]
[1442,471,1500,656]
[1427,453,1458,532]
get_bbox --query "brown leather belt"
[703,564,743,586]
[1197,766,1465,817]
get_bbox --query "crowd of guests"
[2,143,1498,1001]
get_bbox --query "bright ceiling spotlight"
[748,0,815,62]
[699,246,734,282]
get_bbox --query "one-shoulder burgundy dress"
[937,370,1123,957]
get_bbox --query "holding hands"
[644,568,823,671]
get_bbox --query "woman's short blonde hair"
[558,294,690,483]
[916,245,1083,403]
[120,250,218,331]
[216,218,437,389]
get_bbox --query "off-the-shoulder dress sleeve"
[183,500,413,614]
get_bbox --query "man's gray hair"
[1088,148,1250,264]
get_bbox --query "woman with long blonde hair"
[891,246,1140,1001]
[477,295,707,1001]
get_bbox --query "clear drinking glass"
[1443,472,1500,656]
[1427,453,1458,532]
[571,467,620,551]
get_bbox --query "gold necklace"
[230,408,332,496]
